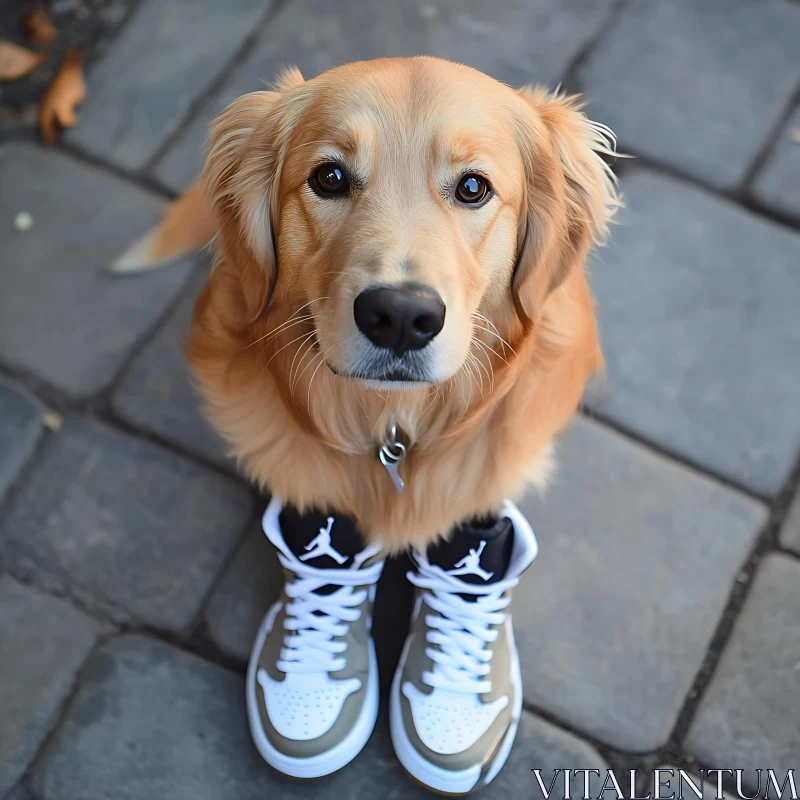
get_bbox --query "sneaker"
[390,500,538,794]
[246,496,384,778]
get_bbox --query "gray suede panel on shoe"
[261,598,288,683]
[254,588,374,759]
[402,598,436,695]
[483,601,514,705]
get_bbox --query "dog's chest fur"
[190,267,599,552]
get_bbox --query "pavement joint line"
[670,751,765,798]
[561,0,632,96]
[614,154,800,234]
[142,0,296,175]
[99,263,204,408]
[0,360,88,415]
[9,624,121,794]
[0,361,241,486]
[1,553,161,631]
[182,618,253,677]
[577,407,772,505]
[775,544,800,562]
[20,629,127,789]
[741,85,800,192]
[101,406,245,482]
[50,137,179,201]
[186,505,264,635]
[0,566,115,633]
[660,463,799,753]
[579,408,800,756]
[0,132,177,206]
[0,427,57,556]
[3,778,28,800]
[0,401,47,516]
[520,697,655,768]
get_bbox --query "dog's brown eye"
[455,174,491,206]
[310,163,350,197]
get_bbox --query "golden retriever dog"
[186,56,617,552]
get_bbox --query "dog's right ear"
[205,68,305,322]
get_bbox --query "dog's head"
[205,57,616,392]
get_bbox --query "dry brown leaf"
[21,6,58,45]
[111,180,217,273]
[39,46,85,145]
[0,39,46,80]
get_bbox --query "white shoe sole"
[246,600,380,779]
[389,620,523,795]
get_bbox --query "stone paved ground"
[1,0,799,797]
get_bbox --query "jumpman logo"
[299,517,347,565]
[446,540,494,581]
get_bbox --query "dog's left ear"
[511,88,619,327]
[205,67,307,323]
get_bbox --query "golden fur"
[188,57,618,551]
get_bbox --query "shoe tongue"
[278,504,365,571]
[426,515,513,597]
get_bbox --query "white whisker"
[266,329,316,368]
[249,316,315,350]
[472,311,501,336]
[471,314,516,357]
[465,351,485,398]
[473,336,508,369]
[244,297,329,350]
[470,341,494,391]
[307,354,327,409]
[292,344,323,398]
[290,336,318,394]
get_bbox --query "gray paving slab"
[580,0,800,190]
[0,418,252,631]
[584,169,800,495]
[0,144,193,397]
[153,0,616,190]
[5,784,35,800]
[0,379,43,503]
[203,521,283,661]
[781,491,800,555]
[753,108,800,219]
[32,634,607,799]
[32,635,279,800]
[514,416,766,752]
[502,714,609,799]
[66,0,270,170]
[113,268,228,465]
[686,553,800,780]
[0,576,99,797]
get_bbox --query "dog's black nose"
[354,284,445,356]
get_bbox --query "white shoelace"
[275,548,383,674]
[407,558,519,695]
